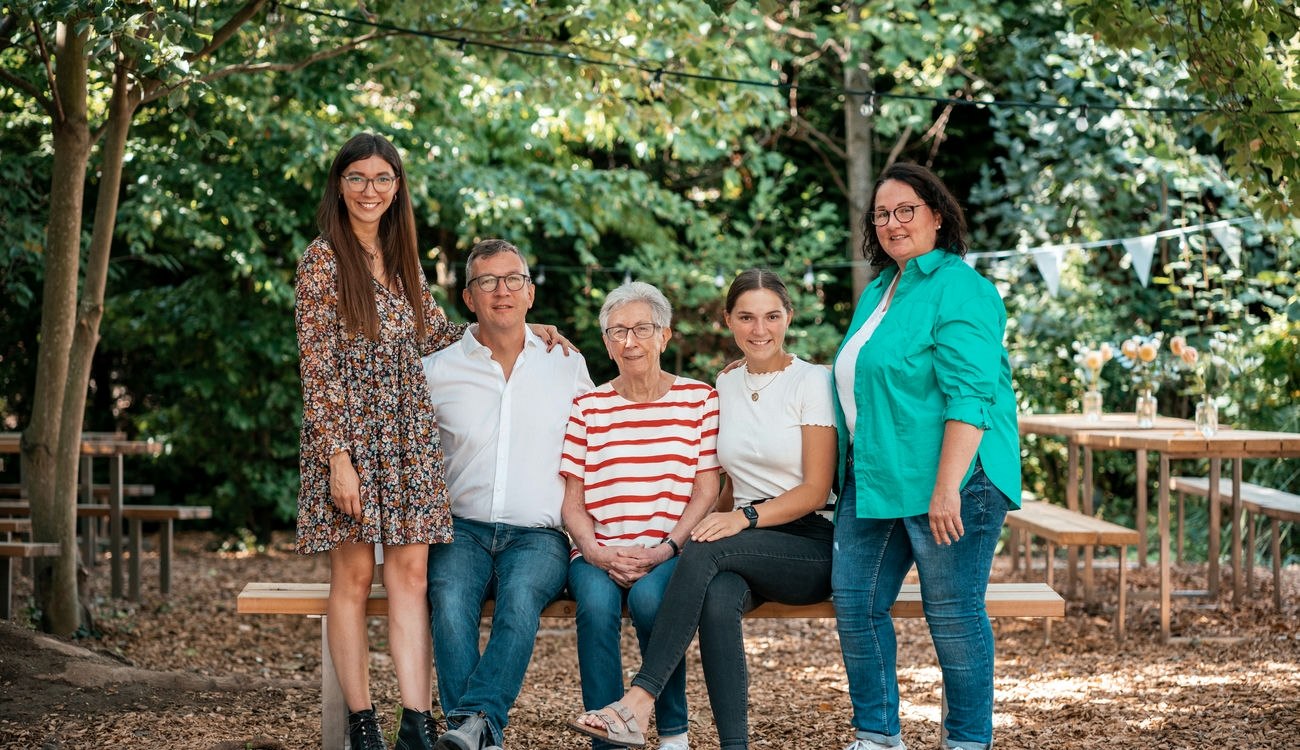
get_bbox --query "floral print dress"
[294,237,464,554]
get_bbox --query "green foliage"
[1069,0,1300,217]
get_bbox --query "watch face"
[743,505,759,524]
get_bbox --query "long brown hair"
[315,133,426,342]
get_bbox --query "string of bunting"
[274,2,1300,116]
[523,216,1252,295]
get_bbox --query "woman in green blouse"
[830,162,1021,750]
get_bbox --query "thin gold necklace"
[742,363,782,402]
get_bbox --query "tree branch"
[30,13,63,122]
[0,68,52,112]
[141,30,391,107]
[789,114,847,160]
[188,0,267,62]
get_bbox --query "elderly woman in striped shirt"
[561,281,721,750]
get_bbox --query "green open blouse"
[833,249,1022,519]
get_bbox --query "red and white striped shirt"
[561,377,720,555]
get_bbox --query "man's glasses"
[468,273,531,292]
[869,204,927,226]
[603,323,660,342]
[342,174,398,193]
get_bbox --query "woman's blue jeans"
[832,466,1009,750]
[568,554,688,749]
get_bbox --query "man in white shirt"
[423,239,593,750]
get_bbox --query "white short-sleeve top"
[716,356,837,506]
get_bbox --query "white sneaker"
[844,739,906,750]
[659,734,690,750]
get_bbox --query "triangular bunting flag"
[1033,248,1064,296]
[1209,223,1243,267]
[1122,235,1158,287]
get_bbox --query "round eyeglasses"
[468,273,531,292]
[869,204,927,226]
[603,323,660,342]
[342,174,398,193]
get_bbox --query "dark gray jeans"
[629,513,833,749]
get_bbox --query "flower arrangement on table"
[1118,333,1165,426]
[1171,332,1244,435]
[1070,341,1113,419]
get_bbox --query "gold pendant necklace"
[742,365,781,402]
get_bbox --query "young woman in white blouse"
[568,269,837,750]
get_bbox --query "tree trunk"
[844,10,876,300]
[54,57,141,610]
[29,21,92,637]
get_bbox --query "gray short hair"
[599,281,672,331]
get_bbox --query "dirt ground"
[0,531,1297,750]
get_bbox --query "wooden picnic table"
[0,431,166,598]
[1074,428,1300,641]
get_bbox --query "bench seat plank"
[236,580,1066,619]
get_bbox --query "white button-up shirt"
[423,326,594,528]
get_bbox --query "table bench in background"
[1006,500,1139,641]
[0,501,211,600]
[1170,476,1300,611]
[238,581,1064,750]
[0,540,60,618]
[0,482,155,498]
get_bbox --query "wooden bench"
[1169,476,1299,611]
[0,482,155,498]
[238,580,1063,750]
[1,541,61,619]
[0,502,212,600]
[1006,500,1140,640]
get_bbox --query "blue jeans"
[630,514,832,750]
[427,518,569,747]
[832,466,1009,750]
[568,554,688,749]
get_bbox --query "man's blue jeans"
[427,517,569,747]
[568,554,688,749]
[832,465,1009,750]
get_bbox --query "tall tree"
[1071,0,1300,216]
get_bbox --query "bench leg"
[1175,491,1185,565]
[1116,545,1127,642]
[321,616,346,750]
[160,521,173,595]
[0,557,11,619]
[1245,511,1256,596]
[1271,519,1282,612]
[1008,527,1020,574]
[1044,541,1055,645]
[129,519,143,602]
[1208,460,1221,598]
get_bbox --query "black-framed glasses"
[869,204,927,226]
[603,323,660,342]
[468,273,531,292]
[342,174,399,193]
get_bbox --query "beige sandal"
[566,700,647,748]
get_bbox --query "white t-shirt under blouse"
[835,273,899,435]
[716,356,836,506]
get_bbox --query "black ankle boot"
[395,707,439,750]
[347,706,386,750]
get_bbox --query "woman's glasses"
[342,174,398,193]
